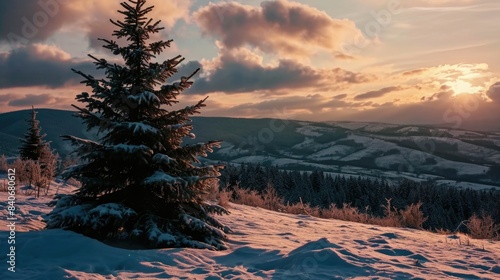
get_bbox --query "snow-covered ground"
[0,183,499,279]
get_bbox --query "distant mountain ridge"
[1,109,499,189]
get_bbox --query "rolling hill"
[1,109,499,189]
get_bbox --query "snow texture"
[0,181,499,279]
[143,170,182,185]
[111,144,152,154]
[152,153,176,165]
[118,122,159,134]
[127,91,160,106]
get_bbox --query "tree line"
[219,163,500,232]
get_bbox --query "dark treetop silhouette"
[19,106,47,161]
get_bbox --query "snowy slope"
[0,185,499,279]
[2,110,500,188]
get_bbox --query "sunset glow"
[447,80,482,95]
[0,0,499,125]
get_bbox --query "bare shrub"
[23,160,42,196]
[281,198,319,216]
[0,180,7,192]
[218,189,231,208]
[382,198,398,220]
[10,158,51,197]
[262,185,284,211]
[377,198,402,227]
[0,155,8,173]
[281,201,306,215]
[319,204,371,224]
[202,178,220,201]
[12,158,26,181]
[223,184,499,241]
[466,214,500,240]
[232,187,265,208]
[399,202,428,229]
[39,145,58,193]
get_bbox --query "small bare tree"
[399,202,428,229]
[22,160,42,196]
[0,155,8,173]
[39,144,58,195]
[466,214,500,240]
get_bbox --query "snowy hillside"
[0,183,499,279]
[1,110,500,189]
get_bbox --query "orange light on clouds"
[446,79,483,95]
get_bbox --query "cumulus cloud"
[194,0,365,59]
[189,47,375,95]
[354,86,404,100]
[427,89,454,101]
[486,82,500,102]
[0,44,96,89]
[0,0,77,45]
[0,0,192,49]
[354,0,479,8]
[79,0,192,49]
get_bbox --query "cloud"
[412,0,476,5]
[403,69,428,76]
[344,93,492,125]
[486,82,500,102]
[0,0,192,49]
[0,93,16,103]
[188,47,375,95]
[427,89,454,101]
[324,99,360,108]
[354,86,403,100]
[333,94,348,100]
[194,0,365,59]
[0,0,77,46]
[355,0,480,8]
[218,94,327,117]
[8,93,55,107]
[80,0,192,49]
[0,44,97,89]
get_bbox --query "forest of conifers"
[219,163,500,232]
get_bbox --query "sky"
[0,0,500,126]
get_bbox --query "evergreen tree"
[45,0,230,250]
[19,106,46,161]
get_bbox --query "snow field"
[0,183,499,279]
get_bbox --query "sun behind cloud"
[446,79,483,95]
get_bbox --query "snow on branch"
[110,144,153,155]
[117,122,159,135]
[87,203,137,231]
[143,171,184,185]
[61,135,101,148]
[127,91,160,106]
[144,216,177,246]
[45,203,93,229]
[152,153,176,165]
[180,214,226,240]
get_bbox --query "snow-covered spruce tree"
[19,106,47,161]
[45,0,230,250]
